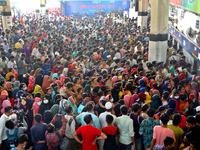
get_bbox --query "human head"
[5,119,15,129]
[132,103,141,113]
[160,113,169,125]
[18,134,29,148]
[147,108,156,118]
[120,105,128,115]
[186,116,196,129]
[65,105,73,114]
[172,113,182,126]
[84,114,93,124]
[195,113,200,125]
[35,113,42,123]
[164,136,175,149]
[4,106,13,116]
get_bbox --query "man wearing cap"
[106,55,113,66]
[98,102,116,150]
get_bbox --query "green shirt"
[169,65,175,74]
[168,124,184,150]
[33,63,41,72]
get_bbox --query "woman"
[33,92,42,116]
[189,94,199,116]
[77,98,90,114]
[52,73,58,83]
[8,74,15,83]
[39,95,53,119]
[112,84,120,103]
[43,110,53,124]
[68,96,78,115]
[130,94,139,107]
[12,81,20,98]
[162,82,172,94]
[50,104,62,131]
[38,69,45,77]
[60,75,66,86]
[52,86,60,101]
[42,75,50,93]
[123,82,132,99]
[84,84,91,93]
[124,95,130,108]
[35,74,43,87]
[27,76,35,93]
[34,85,44,97]
[33,68,41,78]
[1,100,11,114]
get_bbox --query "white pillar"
[137,0,148,28]
[149,0,170,63]
[1,0,11,32]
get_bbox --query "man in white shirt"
[7,55,17,73]
[99,102,117,150]
[2,40,9,53]
[32,43,39,59]
[0,106,13,149]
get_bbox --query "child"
[102,114,119,150]
[141,103,149,119]
[155,106,166,121]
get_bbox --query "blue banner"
[168,24,200,63]
[65,1,129,16]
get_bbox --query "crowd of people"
[0,12,199,150]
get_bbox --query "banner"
[168,24,200,63]
[65,1,129,16]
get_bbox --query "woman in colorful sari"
[27,76,35,93]
[68,96,78,115]
[34,85,44,97]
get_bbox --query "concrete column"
[1,0,12,32]
[40,0,46,15]
[148,0,170,63]
[137,0,148,28]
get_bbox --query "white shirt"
[32,47,39,58]
[99,111,116,130]
[2,43,9,53]
[0,114,9,143]
[64,115,76,139]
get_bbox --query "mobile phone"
[57,114,62,117]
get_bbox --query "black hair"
[4,106,12,113]
[186,116,196,125]
[18,134,29,144]
[172,113,182,126]
[164,136,175,147]
[85,103,93,112]
[65,105,73,114]
[191,141,200,150]
[106,114,113,124]
[35,92,42,98]
[84,114,93,124]
[196,113,200,124]
[120,105,128,115]
[166,108,174,117]
[35,113,42,123]
[132,103,141,112]
[179,94,186,101]
[162,91,169,99]
[147,108,155,117]
[46,124,54,133]
[5,119,15,129]
[160,113,169,125]
[142,104,149,112]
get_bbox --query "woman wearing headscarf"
[77,98,90,114]
[190,82,198,97]
[189,94,199,116]
[38,69,45,77]
[130,94,139,107]
[42,75,50,93]
[62,68,68,76]
[84,84,91,93]
[68,64,73,73]
[60,75,65,86]
[55,80,62,88]
[167,99,178,113]
[162,82,172,94]
[123,82,132,99]
[33,93,42,117]
[150,79,156,89]
[35,74,43,87]
[112,84,120,103]
[112,76,118,86]
[18,74,24,83]
[124,95,130,108]
[27,76,35,93]
[151,94,162,110]
[12,81,20,98]
[39,95,53,119]
[50,104,62,131]
[1,100,11,114]
[59,99,68,115]
[52,73,58,83]
[178,73,185,81]
[68,96,78,115]
[52,86,60,101]
[34,85,44,97]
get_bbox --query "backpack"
[6,128,18,148]
[68,116,81,130]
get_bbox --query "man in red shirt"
[52,61,64,74]
[73,114,107,150]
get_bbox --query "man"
[99,102,117,150]
[62,105,77,150]
[139,108,160,149]
[17,53,28,74]
[99,59,109,70]
[52,61,64,74]
[7,55,17,73]
[150,113,175,149]
[128,53,137,67]
[2,40,9,53]
[167,113,184,150]
[33,59,42,72]
[169,60,177,75]
[76,102,100,129]
[11,134,29,150]
[32,43,39,59]
[1,56,8,75]
[30,114,47,150]
[23,42,30,60]
[0,106,13,150]
[153,136,175,150]
[73,114,107,150]
[116,105,135,150]
[46,114,67,150]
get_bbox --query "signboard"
[168,23,200,63]
[0,0,6,6]
[65,1,129,16]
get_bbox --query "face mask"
[46,49,48,52]
[87,59,90,61]
[43,100,48,104]
[174,96,179,99]
[161,69,164,72]
[122,80,125,82]
[75,66,77,69]
[174,74,178,77]
[134,92,137,94]
[37,101,42,105]
[23,145,26,148]
[13,78,15,81]
[110,98,114,102]
[20,96,23,99]
[23,87,27,91]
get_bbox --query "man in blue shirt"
[102,47,109,60]
[42,58,52,75]
[153,136,175,150]
[30,114,47,150]
[14,33,19,44]
[76,102,100,129]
